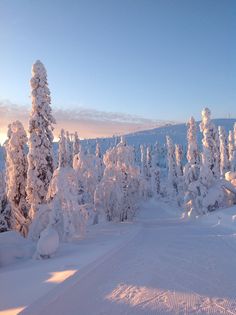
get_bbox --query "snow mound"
[35,227,59,259]
[225,171,236,181]
[0,231,34,267]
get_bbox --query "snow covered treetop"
[8,121,27,147]
[200,107,211,131]
[31,60,47,77]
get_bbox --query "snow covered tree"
[175,144,184,204]
[218,126,229,176]
[73,131,80,156]
[183,116,201,217]
[95,141,104,182]
[146,145,153,197]
[166,136,178,196]
[46,166,89,241]
[197,109,224,213]
[73,145,99,204]
[58,129,67,168]
[152,143,161,196]
[140,144,147,178]
[175,144,183,177]
[0,171,9,232]
[234,122,236,147]
[95,138,141,222]
[186,117,199,165]
[66,131,73,167]
[199,108,220,179]
[26,60,55,220]
[5,121,28,235]
[228,130,236,171]
[29,133,89,241]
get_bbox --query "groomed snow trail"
[22,203,236,315]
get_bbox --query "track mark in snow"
[106,283,236,314]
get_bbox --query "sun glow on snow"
[0,306,26,315]
[45,269,77,284]
[106,283,235,313]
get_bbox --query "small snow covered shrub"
[35,226,59,259]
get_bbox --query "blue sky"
[0,0,235,130]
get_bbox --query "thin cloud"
[0,100,176,142]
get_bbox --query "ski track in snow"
[21,202,236,315]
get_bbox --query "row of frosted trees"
[1,60,236,246]
[166,108,236,217]
[0,60,160,243]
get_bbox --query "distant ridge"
[123,118,236,147]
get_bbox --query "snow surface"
[1,200,236,315]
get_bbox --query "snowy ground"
[1,200,236,315]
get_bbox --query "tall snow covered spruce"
[200,108,220,179]
[198,108,224,213]
[26,60,55,220]
[183,117,201,217]
[95,141,104,183]
[228,130,236,171]
[0,171,9,232]
[5,121,28,235]
[73,131,80,156]
[218,126,229,176]
[186,117,199,165]
[66,131,73,167]
[146,145,153,197]
[151,142,161,196]
[166,136,177,196]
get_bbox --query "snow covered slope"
[123,118,236,147]
[1,200,235,315]
[0,118,235,170]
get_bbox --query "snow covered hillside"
[1,118,235,171]
[1,200,236,315]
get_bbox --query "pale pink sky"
[0,100,173,144]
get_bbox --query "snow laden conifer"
[228,130,236,171]
[200,108,220,179]
[66,131,73,167]
[146,145,153,197]
[58,129,67,167]
[95,141,104,182]
[166,136,177,197]
[44,129,89,241]
[152,142,161,196]
[73,131,80,156]
[73,144,99,204]
[175,144,183,177]
[95,137,141,222]
[186,117,199,165]
[183,117,201,217]
[218,126,229,176]
[175,144,184,204]
[140,144,146,178]
[5,121,28,235]
[198,108,224,213]
[0,171,9,232]
[26,60,55,220]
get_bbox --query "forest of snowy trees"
[1,60,236,257]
